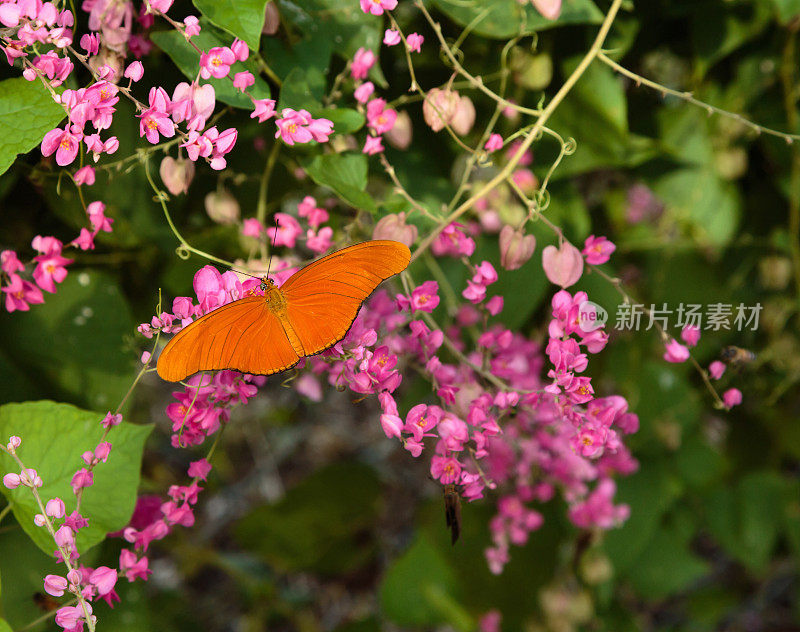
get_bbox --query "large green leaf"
[0,401,152,555]
[431,0,602,39]
[0,77,66,176]
[192,0,269,49]
[151,22,271,109]
[302,153,378,213]
[0,271,136,411]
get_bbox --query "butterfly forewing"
[156,296,300,381]
[281,241,411,356]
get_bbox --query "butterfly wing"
[156,295,300,382]
[280,240,411,356]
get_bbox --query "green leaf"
[771,0,800,22]
[0,271,136,411]
[302,153,378,213]
[150,22,271,109]
[623,527,709,599]
[192,0,269,49]
[706,471,787,572]
[0,77,66,176]
[275,0,384,82]
[277,66,327,111]
[320,108,365,135]
[431,0,602,39]
[0,619,11,632]
[380,534,462,627]
[0,401,152,555]
[234,462,380,575]
[653,168,741,248]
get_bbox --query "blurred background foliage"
[0,0,799,630]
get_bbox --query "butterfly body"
[157,241,410,382]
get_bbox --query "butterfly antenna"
[266,216,279,280]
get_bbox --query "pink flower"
[46,498,66,518]
[274,108,313,144]
[354,81,375,103]
[423,88,459,132]
[119,549,151,582]
[360,0,397,16]
[362,135,384,155]
[485,133,503,153]
[306,227,333,253]
[87,200,113,233]
[708,360,726,380]
[41,126,82,166]
[532,0,562,20]
[80,33,99,55]
[150,0,174,12]
[44,574,68,597]
[430,455,461,484]
[297,196,329,228]
[542,241,583,288]
[383,29,401,46]
[71,468,93,494]
[160,155,195,195]
[89,566,117,596]
[73,165,95,186]
[723,388,742,408]
[351,47,375,80]
[251,97,276,122]
[3,274,44,312]
[33,251,72,293]
[681,325,700,347]
[199,46,235,79]
[0,3,21,27]
[663,339,690,363]
[380,413,403,438]
[432,222,475,257]
[138,87,175,144]
[124,60,144,81]
[267,213,302,248]
[171,81,215,130]
[582,235,616,265]
[231,39,249,61]
[242,217,265,238]
[188,458,212,480]
[1,251,24,275]
[233,71,255,92]
[307,117,334,142]
[55,605,87,630]
[406,32,423,53]
[102,412,122,428]
[3,473,20,489]
[183,15,201,37]
[486,295,504,315]
[397,280,440,313]
[366,98,397,135]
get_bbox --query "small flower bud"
[499,225,536,270]
[385,110,412,149]
[422,88,459,132]
[450,95,475,136]
[542,241,583,288]
[204,190,241,225]
[372,212,418,247]
[160,155,195,196]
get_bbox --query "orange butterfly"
[156,240,411,382]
